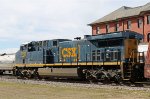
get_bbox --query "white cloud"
[0,0,104,41]
[0,0,149,52]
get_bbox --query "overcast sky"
[0,0,150,53]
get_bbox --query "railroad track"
[0,75,17,79]
[0,75,150,90]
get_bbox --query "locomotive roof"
[51,39,71,41]
[21,39,71,45]
[84,31,143,41]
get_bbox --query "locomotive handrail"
[129,49,136,63]
[128,49,145,64]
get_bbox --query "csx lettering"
[62,48,77,57]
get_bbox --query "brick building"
[89,3,150,42]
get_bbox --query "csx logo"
[62,48,77,58]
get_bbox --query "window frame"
[96,26,100,34]
[53,41,58,46]
[147,33,150,42]
[92,50,96,61]
[127,20,131,29]
[137,19,142,28]
[115,23,119,31]
[106,24,109,33]
[147,15,150,24]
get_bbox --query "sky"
[0,0,150,53]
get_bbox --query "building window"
[147,33,150,42]
[106,24,109,33]
[127,20,131,29]
[147,15,150,24]
[137,19,142,28]
[115,23,119,31]
[96,26,100,34]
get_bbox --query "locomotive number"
[61,48,77,58]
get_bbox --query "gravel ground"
[0,77,150,91]
[0,77,150,99]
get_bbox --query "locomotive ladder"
[123,51,145,80]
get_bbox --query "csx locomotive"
[12,31,148,83]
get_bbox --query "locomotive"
[13,31,147,82]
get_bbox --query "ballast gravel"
[0,76,150,91]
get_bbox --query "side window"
[113,51,118,60]
[96,26,100,34]
[113,50,121,60]
[35,42,39,51]
[115,23,119,31]
[43,41,48,47]
[38,41,42,51]
[28,43,34,52]
[127,20,131,29]
[20,46,23,51]
[147,33,150,42]
[101,53,104,60]
[20,44,27,51]
[106,52,110,59]
[106,24,109,33]
[53,41,58,46]
[137,19,142,28]
[97,50,101,61]
[92,50,96,61]
[147,15,150,24]
[39,41,42,47]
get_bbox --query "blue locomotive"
[14,31,145,82]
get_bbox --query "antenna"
[74,37,81,40]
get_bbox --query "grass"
[0,81,149,99]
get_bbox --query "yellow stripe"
[15,64,25,67]
[15,62,123,67]
[15,64,44,67]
